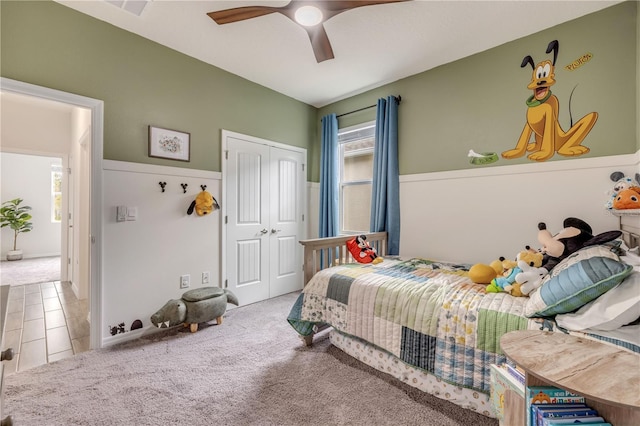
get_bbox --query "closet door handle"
[260,228,268,235]
[271,229,281,234]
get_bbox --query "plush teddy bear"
[605,171,640,209]
[347,235,383,264]
[612,186,640,210]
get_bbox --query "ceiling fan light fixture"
[294,5,323,27]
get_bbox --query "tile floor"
[2,281,90,375]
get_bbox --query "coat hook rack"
[181,183,188,193]
[159,182,167,193]
[200,185,207,191]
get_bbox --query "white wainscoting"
[102,160,221,346]
[306,151,639,266]
[399,152,639,264]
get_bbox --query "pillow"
[555,270,640,330]
[545,244,620,279]
[525,245,633,317]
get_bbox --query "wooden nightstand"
[501,330,640,426]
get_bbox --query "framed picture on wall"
[148,126,190,162]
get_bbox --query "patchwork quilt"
[287,257,538,393]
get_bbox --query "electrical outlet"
[202,271,210,284]
[180,274,190,289]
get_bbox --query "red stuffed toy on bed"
[347,235,383,264]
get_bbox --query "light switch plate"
[116,206,127,222]
[126,206,137,221]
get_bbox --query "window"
[338,121,375,234]
[51,165,62,223]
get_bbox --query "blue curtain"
[370,96,400,255]
[319,113,339,239]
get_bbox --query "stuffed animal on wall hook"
[187,185,220,216]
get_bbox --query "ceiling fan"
[207,1,409,63]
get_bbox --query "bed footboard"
[299,232,387,286]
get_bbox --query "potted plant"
[0,198,33,261]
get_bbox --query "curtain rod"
[335,95,401,119]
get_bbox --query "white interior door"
[224,132,304,306]
[226,137,270,305]
[268,147,303,298]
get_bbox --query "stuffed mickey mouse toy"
[347,235,383,264]
[537,217,621,272]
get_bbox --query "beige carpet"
[4,291,498,426]
[0,256,61,286]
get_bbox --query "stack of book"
[504,361,525,385]
[525,385,611,426]
[489,363,524,423]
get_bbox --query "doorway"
[222,130,306,306]
[0,152,64,284]
[1,77,104,351]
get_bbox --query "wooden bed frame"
[299,232,388,286]
[297,232,388,345]
[299,215,638,287]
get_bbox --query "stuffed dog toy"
[468,258,508,285]
[187,187,220,216]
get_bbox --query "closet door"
[268,147,303,298]
[224,133,304,306]
[226,136,270,305]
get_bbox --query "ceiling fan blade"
[320,0,410,19]
[207,6,282,25]
[208,0,410,62]
[306,25,334,63]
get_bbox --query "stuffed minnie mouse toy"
[347,235,383,264]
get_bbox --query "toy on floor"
[347,235,383,264]
[150,287,238,332]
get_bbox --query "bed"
[287,219,640,418]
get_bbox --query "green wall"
[2,1,636,182]
[0,0,317,173]
[316,1,638,182]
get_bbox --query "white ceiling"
[55,0,621,108]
